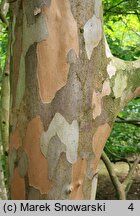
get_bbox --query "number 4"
[128,203,134,211]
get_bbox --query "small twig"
[104,0,128,15]
[121,19,140,38]
[105,11,140,16]
[116,116,140,127]
[123,156,140,189]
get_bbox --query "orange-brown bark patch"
[70,159,87,200]
[92,80,111,119]
[24,116,52,194]
[92,91,102,119]
[37,0,79,103]
[92,123,111,171]
[11,168,25,200]
[9,128,20,150]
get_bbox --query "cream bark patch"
[37,0,79,103]
[105,37,112,58]
[91,173,98,200]
[113,73,127,98]
[41,113,79,164]
[133,60,140,69]
[84,14,102,60]
[92,123,111,171]
[107,61,116,79]
[102,80,111,96]
[24,116,52,194]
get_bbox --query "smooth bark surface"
[9,0,140,199]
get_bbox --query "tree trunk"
[9,0,140,200]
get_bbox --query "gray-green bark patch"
[46,135,66,180]
[67,49,77,64]
[18,150,28,178]
[9,148,17,180]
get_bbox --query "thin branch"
[123,156,140,189]
[102,151,140,199]
[116,116,140,127]
[101,151,123,194]
[106,11,140,15]
[121,19,140,38]
[104,0,128,14]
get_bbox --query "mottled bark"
[9,0,140,200]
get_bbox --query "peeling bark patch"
[11,168,25,200]
[92,80,111,119]
[41,113,79,164]
[67,49,77,64]
[121,89,133,107]
[11,15,16,55]
[92,123,111,171]
[47,153,72,200]
[18,151,28,178]
[24,0,51,25]
[92,91,102,119]
[107,61,116,79]
[9,148,17,180]
[84,14,102,60]
[47,135,66,180]
[105,37,112,58]
[94,0,102,18]
[134,87,140,97]
[16,55,25,109]
[10,128,20,150]
[133,60,140,69]
[91,174,98,200]
[102,80,111,96]
[70,159,87,200]
[37,0,79,103]
[16,3,48,108]
[12,13,23,109]
[24,116,52,194]
[28,186,45,200]
[113,73,127,98]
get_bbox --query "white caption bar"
[0,201,139,216]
